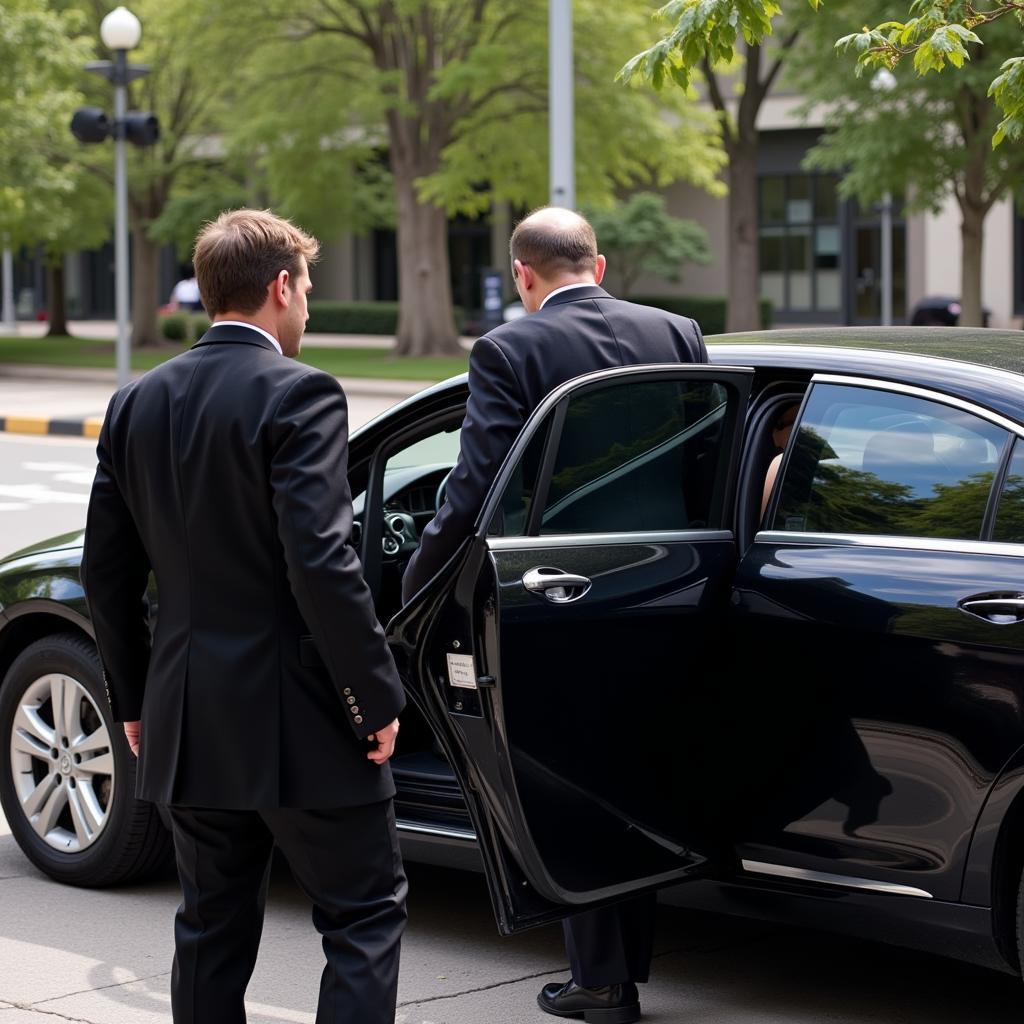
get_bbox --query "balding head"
[509,206,606,312]
[510,207,598,280]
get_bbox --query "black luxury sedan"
[2,327,1024,980]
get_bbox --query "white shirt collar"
[213,320,283,355]
[539,282,598,309]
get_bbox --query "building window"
[759,174,841,315]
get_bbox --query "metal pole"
[113,50,130,388]
[880,190,893,327]
[1,246,14,332]
[548,0,575,210]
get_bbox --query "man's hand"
[367,718,399,765]
[123,721,141,757]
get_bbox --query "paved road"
[0,829,1021,1024]
[0,389,403,561]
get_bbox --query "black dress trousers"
[168,801,408,1024]
[563,893,658,988]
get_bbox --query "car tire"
[0,633,172,887]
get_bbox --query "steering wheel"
[435,468,456,512]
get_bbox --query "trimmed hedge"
[161,312,211,342]
[630,295,773,335]
[306,300,465,335]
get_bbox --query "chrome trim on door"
[741,859,933,898]
[754,530,1024,559]
[396,819,477,842]
[488,529,733,552]
[811,374,1024,438]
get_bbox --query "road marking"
[0,485,89,505]
[22,463,95,486]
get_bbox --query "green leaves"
[843,0,1020,144]
[989,55,1024,144]
[618,0,794,91]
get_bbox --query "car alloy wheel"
[9,672,114,853]
[0,632,172,887]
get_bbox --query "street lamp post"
[101,7,142,390]
[70,7,157,389]
[872,69,897,327]
[548,0,575,210]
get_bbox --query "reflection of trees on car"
[548,384,723,504]
[779,428,996,540]
[994,473,1024,543]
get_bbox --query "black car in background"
[2,327,1024,982]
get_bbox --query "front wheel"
[0,633,172,886]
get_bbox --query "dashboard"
[352,463,454,558]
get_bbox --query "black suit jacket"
[82,323,405,809]
[402,286,708,600]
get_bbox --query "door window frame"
[480,364,753,548]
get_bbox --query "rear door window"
[773,383,1007,540]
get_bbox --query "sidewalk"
[11,320,476,351]
[0,366,425,439]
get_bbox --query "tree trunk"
[726,138,761,333]
[45,258,68,337]
[959,200,986,328]
[130,225,162,347]
[391,163,460,357]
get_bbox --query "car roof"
[708,328,1024,424]
[379,327,1024,429]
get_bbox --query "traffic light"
[123,111,159,146]
[69,107,159,146]
[70,107,111,144]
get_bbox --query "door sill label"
[446,653,477,689]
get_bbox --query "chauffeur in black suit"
[402,207,708,1023]
[82,209,407,1024]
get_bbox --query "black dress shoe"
[537,979,641,1023]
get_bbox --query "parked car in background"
[911,295,992,328]
[2,327,1024,982]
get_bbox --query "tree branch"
[700,57,735,148]
[761,30,800,99]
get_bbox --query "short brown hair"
[509,207,597,279]
[192,209,320,316]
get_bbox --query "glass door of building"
[850,220,907,324]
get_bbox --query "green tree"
[0,0,111,335]
[836,0,1024,145]
[587,192,710,298]
[620,1,817,333]
[793,3,1024,327]
[221,0,726,356]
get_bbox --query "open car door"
[388,364,754,933]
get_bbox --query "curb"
[0,415,103,439]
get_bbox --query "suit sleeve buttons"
[354,715,364,725]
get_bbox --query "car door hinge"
[476,675,496,688]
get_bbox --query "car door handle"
[522,567,592,604]
[958,593,1024,624]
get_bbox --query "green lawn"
[0,335,470,382]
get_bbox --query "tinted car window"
[993,441,1024,543]
[535,379,729,535]
[774,383,1007,540]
